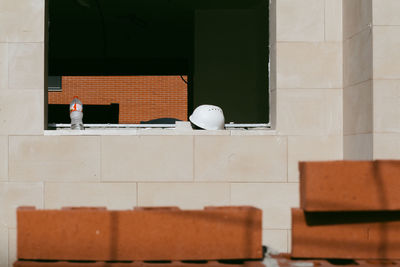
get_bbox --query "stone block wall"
[372,0,400,159]
[2,0,399,266]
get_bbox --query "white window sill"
[44,129,277,136]
[44,123,276,136]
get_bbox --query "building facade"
[0,0,399,266]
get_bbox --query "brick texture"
[291,208,400,259]
[17,206,262,261]
[267,254,400,267]
[299,160,400,211]
[13,261,265,267]
[15,258,400,267]
[48,76,187,124]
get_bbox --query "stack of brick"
[14,206,264,267]
[292,160,400,259]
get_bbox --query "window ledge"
[44,128,277,136]
[45,122,276,136]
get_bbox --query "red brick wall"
[48,76,188,124]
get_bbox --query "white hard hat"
[189,105,225,130]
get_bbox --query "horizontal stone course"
[231,183,299,229]
[288,135,342,182]
[138,183,230,209]
[276,89,342,136]
[276,0,324,42]
[9,136,100,180]
[0,226,7,267]
[373,26,400,80]
[101,136,193,182]
[194,136,287,182]
[277,42,342,89]
[0,0,44,43]
[0,90,43,135]
[44,182,137,209]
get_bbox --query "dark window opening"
[48,103,120,124]
[47,0,269,127]
[48,76,62,92]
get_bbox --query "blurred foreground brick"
[268,254,400,267]
[291,208,400,259]
[14,255,400,267]
[300,160,400,211]
[17,206,262,261]
[14,260,264,267]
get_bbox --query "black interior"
[48,103,120,124]
[48,0,269,123]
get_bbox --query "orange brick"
[17,206,262,261]
[300,160,400,211]
[14,261,264,267]
[291,208,400,259]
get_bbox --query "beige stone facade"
[0,0,399,265]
